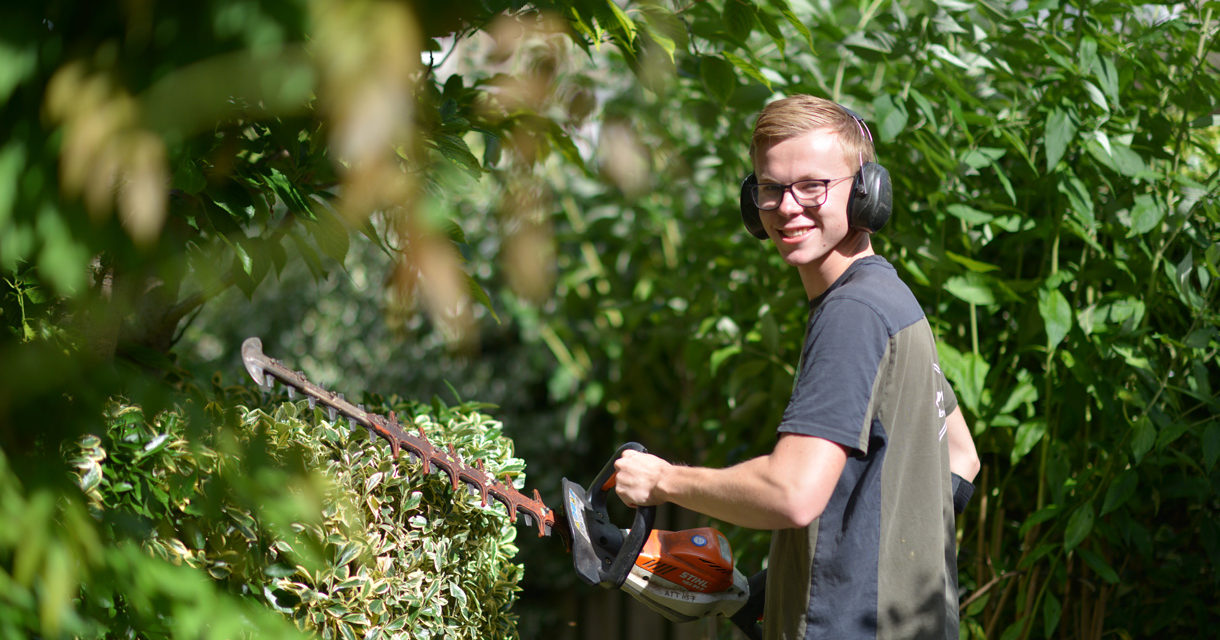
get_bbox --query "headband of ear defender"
[740,104,892,239]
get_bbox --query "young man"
[613,94,980,639]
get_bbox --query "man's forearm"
[649,435,848,530]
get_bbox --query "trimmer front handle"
[561,442,657,588]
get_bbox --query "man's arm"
[945,406,980,513]
[613,433,848,530]
[946,406,980,482]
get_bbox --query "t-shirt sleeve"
[940,370,959,416]
[778,297,890,456]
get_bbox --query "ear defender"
[740,103,893,239]
[848,160,891,233]
[740,173,768,239]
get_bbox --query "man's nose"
[776,189,806,215]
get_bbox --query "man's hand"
[613,449,672,507]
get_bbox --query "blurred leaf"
[723,0,755,42]
[1038,287,1072,351]
[1011,420,1046,465]
[1043,590,1062,638]
[1077,547,1119,584]
[1125,193,1164,235]
[944,273,996,306]
[700,55,737,104]
[1045,107,1077,171]
[1101,469,1137,515]
[1063,501,1094,552]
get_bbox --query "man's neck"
[798,231,874,299]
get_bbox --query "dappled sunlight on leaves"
[45,63,168,246]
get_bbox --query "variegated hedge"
[68,397,527,639]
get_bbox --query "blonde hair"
[750,94,875,169]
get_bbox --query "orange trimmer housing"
[634,527,735,593]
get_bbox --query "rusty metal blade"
[240,337,554,536]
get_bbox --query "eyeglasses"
[749,175,855,210]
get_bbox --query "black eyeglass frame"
[749,175,855,210]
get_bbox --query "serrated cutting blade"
[240,337,555,536]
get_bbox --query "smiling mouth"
[779,227,814,239]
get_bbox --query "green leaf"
[1092,55,1120,105]
[944,273,996,306]
[1077,547,1119,584]
[1000,617,1027,640]
[0,38,38,104]
[639,4,684,62]
[699,55,736,104]
[1038,287,1072,351]
[1064,502,1095,552]
[872,94,908,143]
[722,0,755,42]
[710,344,741,376]
[263,167,313,215]
[944,250,999,273]
[945,203,994,225]
[605,0,637,42]
[309,202,350,265]
[961,147,1004,170]
[1131,417,1156,462]
[1011,420,1046,465]
[1043,590,1062,637]
[1059,174,1095,228]
[1044,107,1077,171]
[1101,470,1138,515]
[433,133,483,178]
[35,207,90,295]
[1125,194,1164,235]
[723,51,770,90]
[0,142,25,228]
[779,9,813,50]
[1203,424,1220,471]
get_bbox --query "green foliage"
[48,396,527,639]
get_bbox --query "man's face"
[754,129,856,271]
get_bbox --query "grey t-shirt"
[764,256,960,640]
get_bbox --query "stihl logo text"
[680,571,709,591]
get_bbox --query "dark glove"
[729,569,767,640]
[951,472,975,514]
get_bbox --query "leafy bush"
[64,396,526,639]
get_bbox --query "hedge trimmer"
[240,337,764,638]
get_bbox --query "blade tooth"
[264,374,275,389]
[522,513,534,527]
[308,397,316,411]
[287,386,295,400]
[327,407,337,422]
[489,494,513,518]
